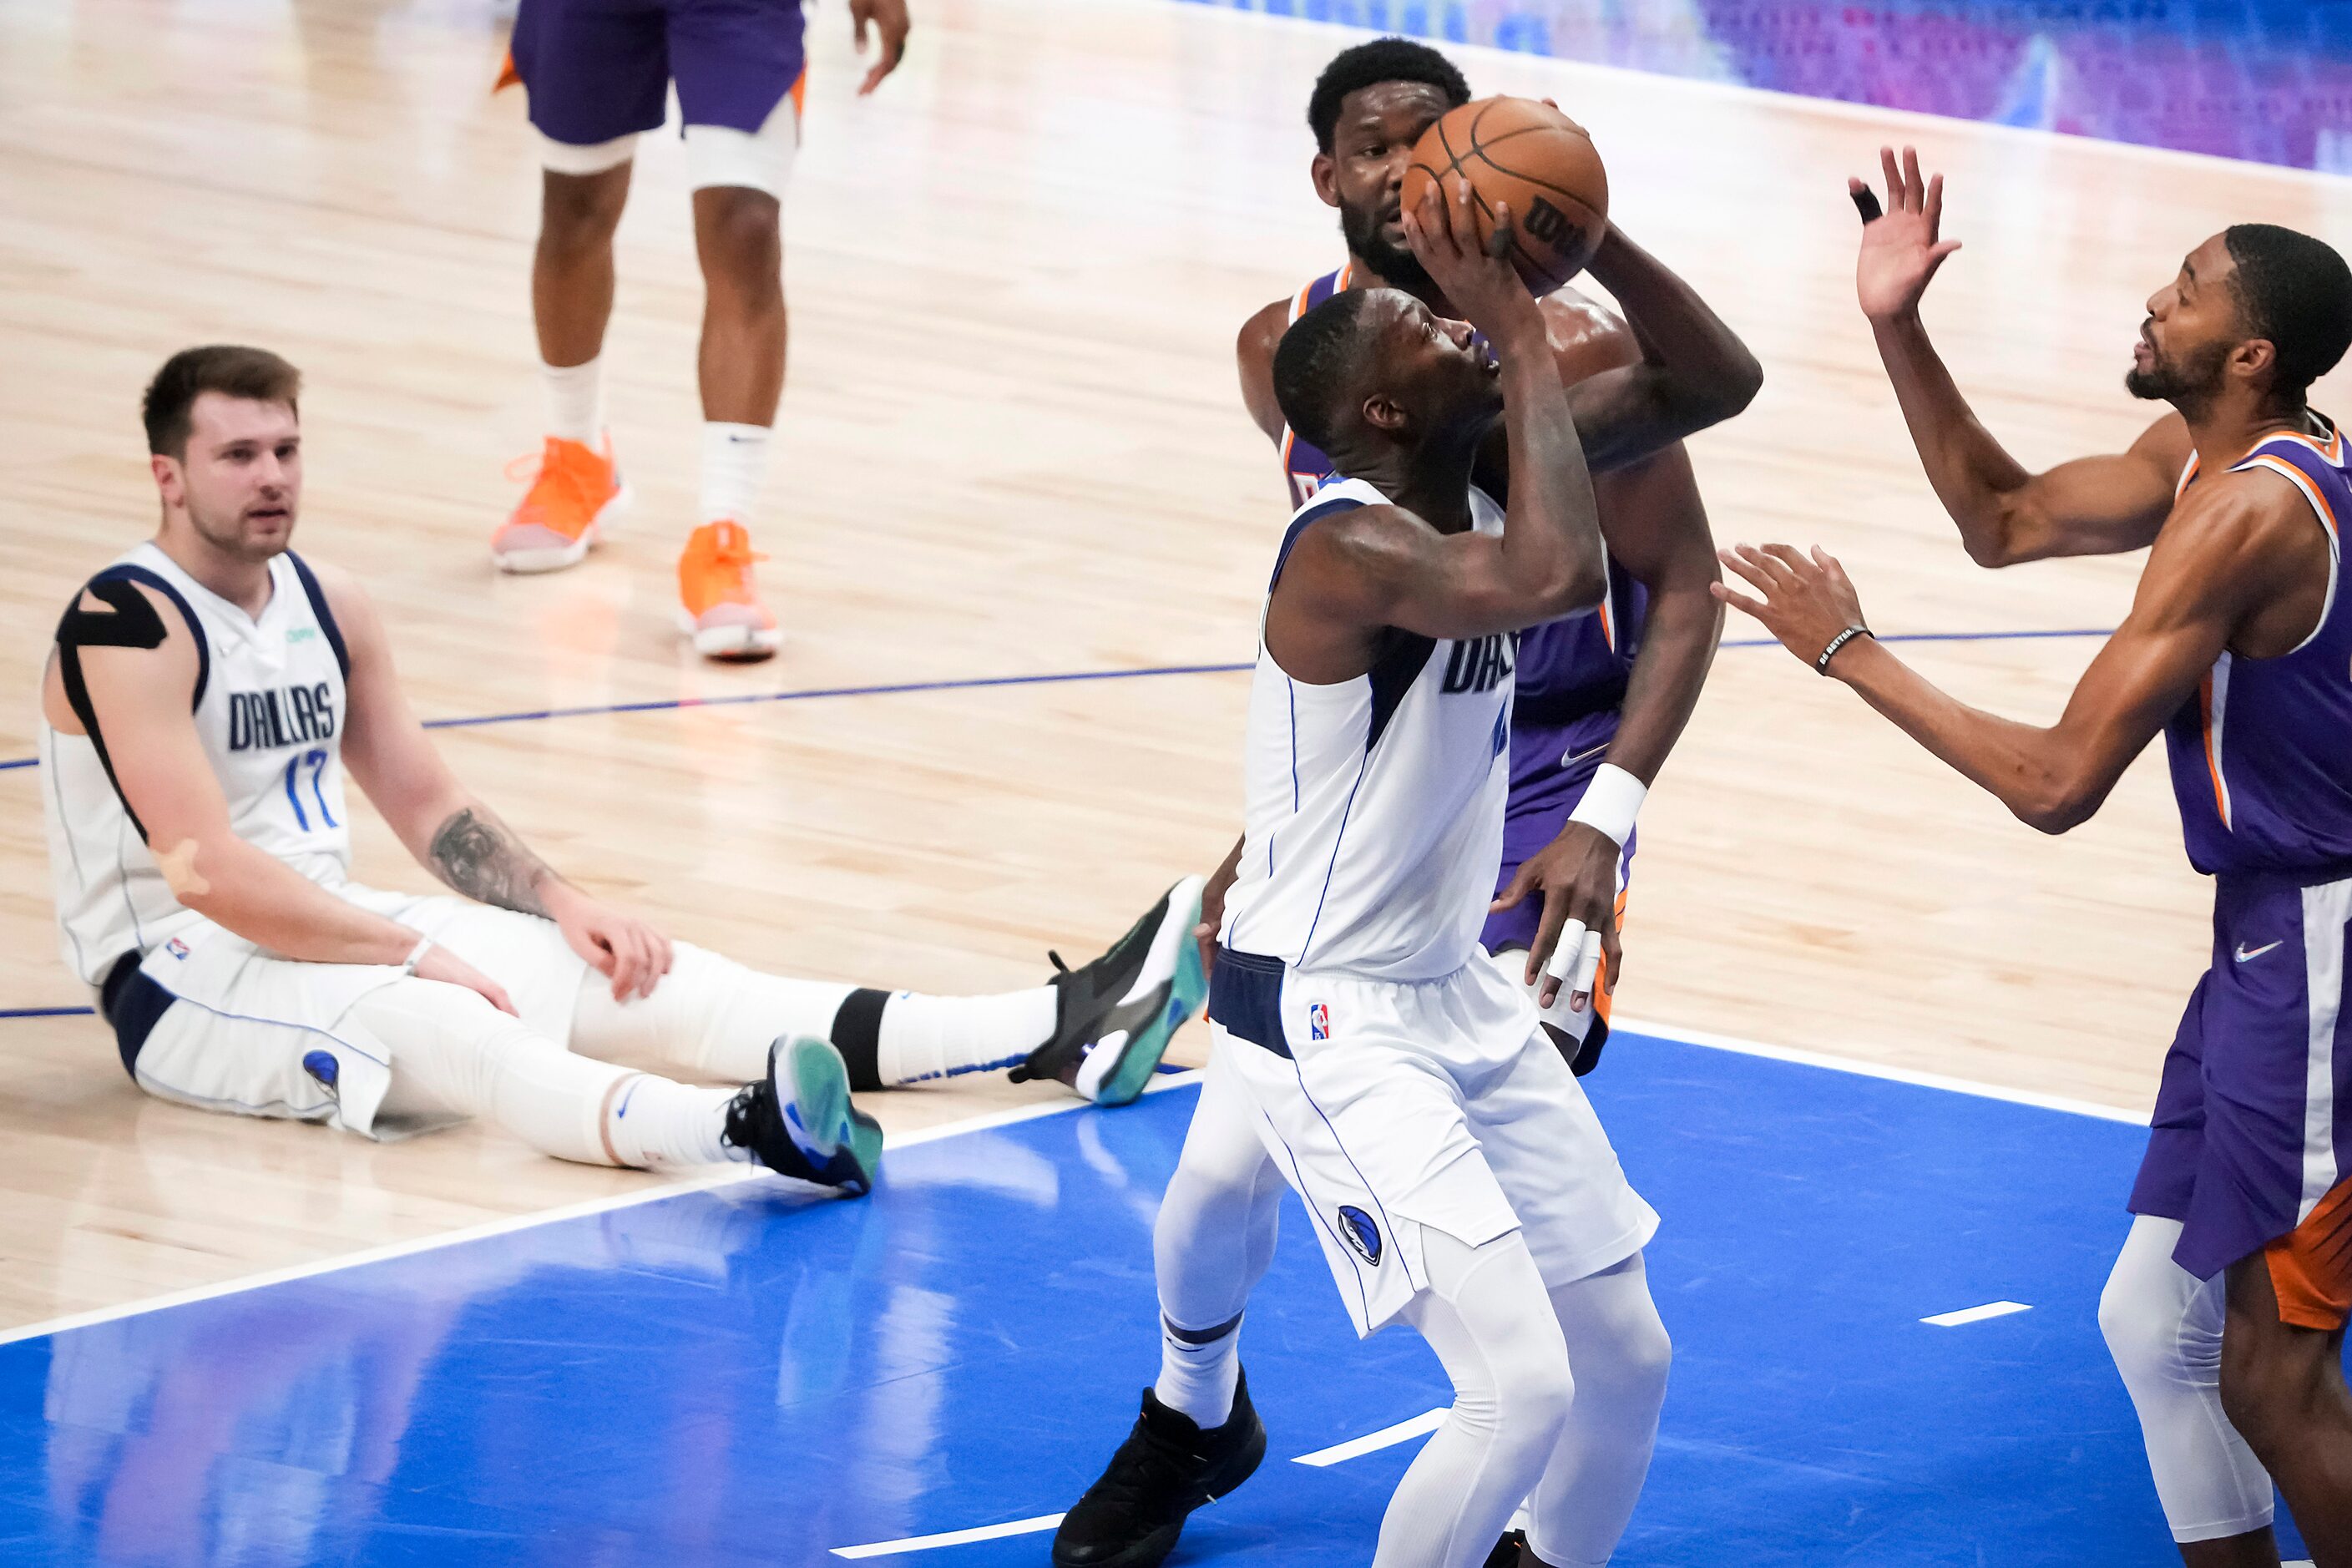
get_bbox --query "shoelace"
[1090,1423,1205,1507]
[693,524,769,575]
[503,441,599,518]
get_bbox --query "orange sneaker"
[492,435,628,574]
[677,519,781,661]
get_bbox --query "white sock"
[873,987,1058,1085]
[601,1072,742,1168]
[1157,1310,1243,1429]
[544,357,604,447]
[701,421,771,524]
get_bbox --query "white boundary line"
[0,1070,1201,1349]
[1922,1300,2033,1328]
[1292,1407,1448,1467]
[1615,1015,2148,1125]
[832,1512,1067,1558]
[0,1013,2149,1348]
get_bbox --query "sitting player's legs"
[669,0,809,659]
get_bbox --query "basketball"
[1401,97,1610,294]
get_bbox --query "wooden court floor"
[5,0,2351,1333]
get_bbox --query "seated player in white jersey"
[1056,52,1758,1568]
[1723,152,2352,1566]
[1068,182,1753,1568]
[39,346,1206,1190]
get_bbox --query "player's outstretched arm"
[49,583,477,983]
[324,565,672,1000]
[1711,475,2309,833]
[1557,227,1763,473]
[1854,145,2185,566]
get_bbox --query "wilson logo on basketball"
[1522,195,1575,248]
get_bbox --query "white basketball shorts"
[119,882,590,1138]
[1210,946,1657,1335]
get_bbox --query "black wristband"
[1817,625,1873,674]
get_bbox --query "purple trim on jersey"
[2162,425,2352,878]
[2130,868,2352,1278]
[510,0,807,147]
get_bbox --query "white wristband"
[1566,762,1647,848]
[399,937,432,975]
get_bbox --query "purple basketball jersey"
[2163,418,2352,878]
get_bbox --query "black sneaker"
[1052,1372,1266,1568]
[1011,876,1207,1107]
[721,1035,883,1195]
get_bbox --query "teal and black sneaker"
[1012,875,1209,1107]
[724,1035,883,1196]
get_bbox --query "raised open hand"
[1851,145,1961,324]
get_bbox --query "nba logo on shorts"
[1308,1001,1330,1041]
[164,937,190,960]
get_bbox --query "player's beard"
[1340,196,1439,300]
[185,492,295,564]
[2126,335,2232,417]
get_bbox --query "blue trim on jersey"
[89,564,210,711]
[286,552,350,679]
[1364,630,1438,752]
[1296,751,1370,969]
[1269,493,1367,592]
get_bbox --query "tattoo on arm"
[427,807,557,917]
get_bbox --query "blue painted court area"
[0,1031,2311,1565]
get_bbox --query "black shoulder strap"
[54,565,210,842]
[284,552,351,677]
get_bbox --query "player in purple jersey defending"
[1233,41,1726,1070]
[1722,148,2352,1566]
[1051,40,1757,1568]
[493,0,908,661]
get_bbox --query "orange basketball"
[1401,97,1609,295]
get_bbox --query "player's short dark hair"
[1273,289,1388,454]
[2223,225,2352,404]
[142,345,302,459]
[1308,38,1470,153]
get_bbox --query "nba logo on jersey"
[1308,1002,1330,1041]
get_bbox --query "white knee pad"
[684,93,800,198]
[539,130,638,176]
[2100,1214,2275,1543]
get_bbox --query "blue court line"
[0,630,2112,776]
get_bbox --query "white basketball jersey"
[43,543,354,985]
[1219,478,1517,982]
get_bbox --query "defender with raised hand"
[1722,149,2352,1567]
